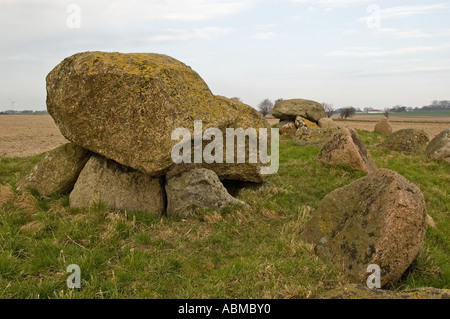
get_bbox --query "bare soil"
[0,115,68,157]
[1,114,449,158]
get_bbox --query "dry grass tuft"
[0,184,15,205]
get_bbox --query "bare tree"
[322,102,334,118]
[258,99,274,116]
[339,107,356,119]
[383,108,390,118]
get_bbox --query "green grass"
[0,131,448,298]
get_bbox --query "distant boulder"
[318,118,336,129]
[381,128,429,154]
[374,117,393,136]
[272,99,326,122]
[425,129,450,163]
[317,128,378,173]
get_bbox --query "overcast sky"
[1,0,449,111]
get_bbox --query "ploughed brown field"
[267,114,450,141]
[1,114,449,158]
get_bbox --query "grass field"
[0,131,449,298]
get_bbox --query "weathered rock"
[318,118,336,129]
[279,122,297,134]
[425,129,450,163]
[374,117,393,136]
[295,116,320,129]
[318,284,450,299]
[294,127,339,146]
[47,52,270,182]
[317,128,377,173]
[272,99,326,122]
[165,168,245,218]
[16,143,90,196]
[70,155,165,214]
[381,128,429,154]
[276,120,293,128]
[302,168,428,288]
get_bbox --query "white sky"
[1,0,449,111]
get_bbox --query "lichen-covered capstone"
[272,99,326,122]
[302,168,427,288]
[46,52,269,182]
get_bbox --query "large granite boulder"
[317,128,378,173]
[16,143,90,196]
[272,99,326,122]
[165,168,245,218]
[46,52,270,182]
[425,129,450,163]
[70,155,165,214]
[381,128,429,154]
[302,168,428,288]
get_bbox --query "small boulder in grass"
[425,128,450,163]
[381,128,429,154]
[318,118,336,129]
[16,143,90,196]
[317,128,377,173]
[302,168,428,288]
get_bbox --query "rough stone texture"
[381,128,429,154]
[374,117,393,136]
[272,98,326,122]
[318,118,336,129]
[69,155,165,214]
[295,116,320,129]
[16,143,90,196]
[279,122,297,134]
[425,128,450,163]
[302,168,428,288]
[47,52,270,182]
[165,168,245,218]
[317,128,378,173]
[294,127,339,146]
[318,284,450,299]
[276,120,293,128]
